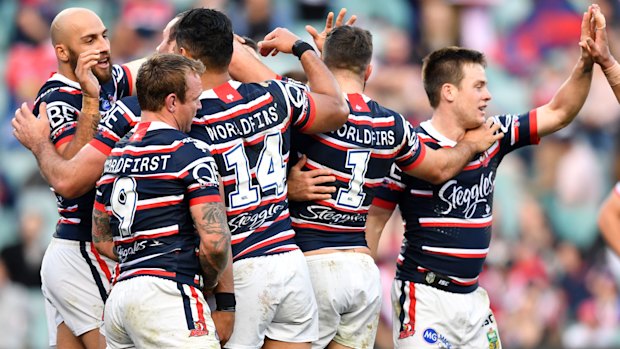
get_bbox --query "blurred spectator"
[0,257,29,349]
[0,208,45,288]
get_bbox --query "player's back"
[96,121,220,287]
[35,66,132,242]
[289,93,423,252]
[190,79,316,261]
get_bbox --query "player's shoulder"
[35,73,82,107]
[115,95,142,115]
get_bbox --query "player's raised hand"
[12,102,51,152]
[581,4,614,69]
[287,155,337,202]
[258,27,302,57]
[75,49,101,98]
[306,8,357,53]
[461,118,504,153]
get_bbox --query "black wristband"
[292,40,315,59]
[215,292,236,312]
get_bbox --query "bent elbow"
[54,180,80,199]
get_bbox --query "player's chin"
[93,66,113,84]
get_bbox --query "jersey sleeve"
[90,96,141,155]
[492,110,539,155]
[177,139,222,206]
[372,163,407,210]
[394,116,426,172]
[271,79,316,132]
[113,64,133,98]
[34,89,82,149]
[94,179,112,217]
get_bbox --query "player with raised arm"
[285,13,503,349]
[365,5,599,348]
[10,8,135,348]
[92,53,228,348]
[173,8,348,348]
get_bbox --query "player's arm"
[404,119,503,184]
[536,7,595,138]
[123,58,146,95]
[287,155,336,202]
[58,49,104,159]
[306,8,357,54]
[92,203,117,261]
[12,103,107,198]
[599,186,620,257]
[258,28,349,133]
[366,203,395,260]
[229,34,278,83]
[190,201,231,291]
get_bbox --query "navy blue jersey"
[373,112,539,292]
[190,79,315,261]
[34,65,132,241]
[95,121,221,287]
[91,96,141,155]
[289,93,425,252]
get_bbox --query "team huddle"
[10,3,616,349]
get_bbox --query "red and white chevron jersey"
[34,65,132,242]
[373,112,539,293]
[94,121,221,287]
[90,96,141,154]
[190,79,316,261]
[289,93,425,252]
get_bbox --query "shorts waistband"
[409,268,478,294]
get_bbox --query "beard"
[68,48,113,85]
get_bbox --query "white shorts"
[41,237,116,346]
[306,252,381,349]
[224,249,318,349]
[391,280,501,349]
[104,276,219,349]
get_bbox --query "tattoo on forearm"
[195,202,231,288]
[92,208,113,244]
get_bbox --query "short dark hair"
[323,25,373,77]
[175,8,233,72]
[136,53,205,112]
[422,46,487,108]
[167,10,189,45]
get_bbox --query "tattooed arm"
[190,201,231,291]
[92,205,118,261]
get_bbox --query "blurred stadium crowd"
[1,0,620,348]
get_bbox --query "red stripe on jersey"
[398,141,426,172]
[291,221,364,233]
[418,134,438,144]
[298,92,317,133]
[267,246,298,254]
[226,195,283,216]
[89,138,113,156]
[419,220,492,228]
[233,233,294,260]
[115,228,179,244]
[137,199,183,210]
[189,195,222,206]
[529,109,540,144]
[59,218,79,225]
[59,87,81,95]
[231,213,291,245]
[93,200,106,212]
[424,250,488,259]
[90,243,112,282]
[195,95,274,124]
[125,269,176,279]
[214,82,243,103]
[55,135,73,149]
[112,142,184,156]
[314,199,369,214]
[310,134,399,159]
[129,122,149,142]
[347,93,370,112]
[462,143,499,171]
[371,197,397,210]
[189,286,207,326]
[122,65,133,96]
[59,206,78,213]
[123,112,137,125]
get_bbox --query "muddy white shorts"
[306,252,381,349]
[392,280,501,349]
[104,276,219,348]
[224,249,318,349]
[41,237,115,346]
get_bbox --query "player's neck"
[142,110,178,130]
[429,109,467,142]
[332,70,365,94]
[201,71,231,91]
[58,64,79,84]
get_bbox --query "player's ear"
[442,83,456,103]
[165,93,177,113]
[364,64,373,82]
[55,44,70,63]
